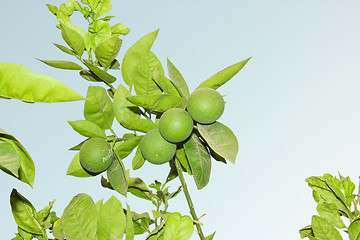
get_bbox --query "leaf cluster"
[300,173,360,240]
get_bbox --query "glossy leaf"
[97,195,126,240]
[111,23,130,36]
[10,189,43,235]
[133,51,164,96]
[0,140,20,177]
[183,134,211,190]
[0,63,84,103]
[61,24,85,56]
[107,156,128,196]
[84,60,116,84]
[152,70,181,96]
[66,152,94,178]
[62,193,98,240]
[167,58,190,99]
[127,94,185,113]
[95,36,122,68]
[67,120,106,138]
[89,19,112,51]
[115,136,143,159]
[126,204,135,240]
[0,130,35,187]
[349,219,360,240]
[132,147,145,170]
[113,84,141,124]
[197,122,238,164]
[163,212,194,240]
[196,57,251,89]
[37,59,83,70]
[311,215,343,240]
[84,86,114,130]
[122,29,159,88]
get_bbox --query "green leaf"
[95,36,122,68]
[206,232,216,240]
[317,201,347,229]
[0,140,20,177]
[10,189,43,235]
[0,63,84,103]
[93,0,111,18]
[122,29,160,88]
[52,218,65,240]
[196,57,251,89]
[62,193,98,239]
[120,118,157,133]
[79,69,102,82]
[114,136,143,159]
[167,58,190,99]
[53,43,76,56]
[306,176,352,218]
[349,218,360,240]
[111,23,130,36]
[67,120,106,138]
[126,204,135,240]
[37,200,55,224]
[84,86,114,130]
[37,59,83,70]
[84,60,117,84]
[163,212,194,240]
[127,94,185,113]
[0,130,35,187]
[66,152,95,178]
[107,156,128,196]
[89,19,112,51]
[61,24,85,56]
[17,226,33,240]
[152,70,181,96]
[113,84,141,124]
[311,216,343,240]
[197,121,238,164]
[133,51,164,96]
[299,225,318,240]
[127,174,152,201]
[183,134,211,190]
[132,147,145,170]
[97,195,126,240]
[176,147,192,175]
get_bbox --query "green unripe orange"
[186,87,225,124]
[159,108,194,143]
[79,138,115,174]
[140,128,177,165]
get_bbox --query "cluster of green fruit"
[141,87,225,165]
[77,87,225,173]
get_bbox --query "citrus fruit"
[79,137,115,174]
[186,87,225,124]
[140,128,177,165]
[159,108,194,143]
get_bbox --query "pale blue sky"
[1,0,360,239]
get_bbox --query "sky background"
[1,0,360,239]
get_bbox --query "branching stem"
[174,158,206,240]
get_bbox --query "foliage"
[300,173,360,240]
[0,0,250,239]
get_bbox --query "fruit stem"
[175,158,206,240]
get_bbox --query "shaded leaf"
[95,36,122,68]
[111,23,130,36]
[84,60,116,84]
[120,118,157,133]
[127,94,185,113]
[0,63,84,103]
[115,136,142,159]
[206,232,216,240]
[61,24,85,56]
[107,156,128,196]
[311,215,343,240]
[113,84,141,124]
[152,70,181,96]
[53,43,76,56]
[0,140,20,177]
[183,134,211,190]
[126,204,135,240]
[197,122,238,164]
[349,218,360,240]
[132,147,145,170]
